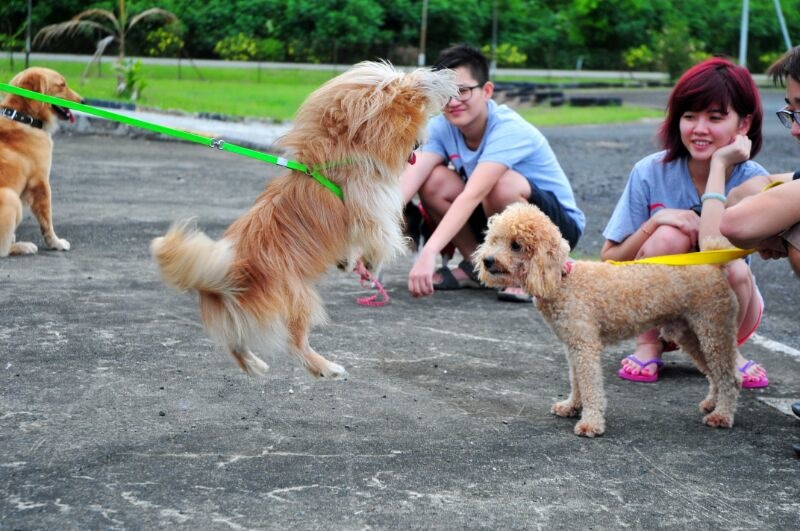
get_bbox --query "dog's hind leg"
[229,348,269,376]
[286,297,347,379]
[661,322,718,412]
[683,315,739,428]
[25,181,69,251]
[0,188,36,256]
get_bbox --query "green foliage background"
[1,0,798,73]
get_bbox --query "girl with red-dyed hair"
[600,57,769,388]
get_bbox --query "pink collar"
[562,259,575,277]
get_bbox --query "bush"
[482,43,527,67]
[256,37,285,62]
[214,33,258,61]
[145,26,184,58]
[113,59,147,101]
[623,45,656,71]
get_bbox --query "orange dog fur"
[151,61,456,378]
[475,203,741,437]
[0,67,82,257]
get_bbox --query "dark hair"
[660,57,762,162]
[767,46,800,86]
[433,44,489,85]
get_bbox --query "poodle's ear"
[525,237,570,298]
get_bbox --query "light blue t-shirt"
[421,99,585,233]
[603,150,768,243]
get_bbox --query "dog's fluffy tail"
[150,221,236,295]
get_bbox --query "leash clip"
[209,138,225,150]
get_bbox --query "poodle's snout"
[482,256,495,270]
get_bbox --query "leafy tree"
[34,0,178,71]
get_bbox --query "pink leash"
[354,261,390,307]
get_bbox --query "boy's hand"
[408,251,437,297]
[755,236,788,259]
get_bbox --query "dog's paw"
[703,411,734,428]
[47,237,70,251]
[10,241,38,255]
[551,400,581,418]
[698,398,716,414]
[318,361,348,380]
[574,419,605,438]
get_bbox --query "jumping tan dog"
[0,67,82,257]
[475,203,741,437]
[152,61,456,379]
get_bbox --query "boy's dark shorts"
[467,180,582,250]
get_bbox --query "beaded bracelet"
[700,192,727,204]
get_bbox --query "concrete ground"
[1,102,799,529]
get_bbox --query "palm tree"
[34,0,178,86]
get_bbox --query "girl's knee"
[638,225,693,257]
[726,259,753,290]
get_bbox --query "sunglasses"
[776,107,800,128]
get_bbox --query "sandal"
[618,355,663,383]
[497,287,533,303]
[738,360,769,389]
[432,259,482,290]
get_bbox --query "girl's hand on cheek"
[712,134,751,167]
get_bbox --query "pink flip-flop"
[618,355,663,383]
[738,360,769,389]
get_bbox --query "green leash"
[0,82,344,200]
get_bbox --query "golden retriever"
[0,67,82,257]
[475,204,741,437]
[151,61,456,378]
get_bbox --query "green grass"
[518,104,663,127]
[0,58,662,125]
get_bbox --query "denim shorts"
[466,180,582,250]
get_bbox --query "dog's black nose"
[483,256,495,269]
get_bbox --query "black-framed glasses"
[452,84,483,102]
[776,107,800,128]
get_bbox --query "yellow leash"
[608,177,785,266]
[607,248,753,266]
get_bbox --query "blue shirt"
[603,150,768,243]
[421,99,585,233]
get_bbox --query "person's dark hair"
[433,44,489,85]
[660,57,762,162]
[767,46,800,86]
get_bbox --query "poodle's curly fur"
[475,203,741,437]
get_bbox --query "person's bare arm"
[698,135,751,251]
[726,172,791,207]
[400,151,446,204]
[408,161,506,296]
[721,179,800,248]
[600,218,657,261]
[600,209,701,261]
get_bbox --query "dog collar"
[0,107,43,129]
[562,259,575,277]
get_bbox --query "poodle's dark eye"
[510,240,522,252]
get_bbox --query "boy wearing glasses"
[720,46,800,457]
[400,44,584,301]
[721,46,800,278]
